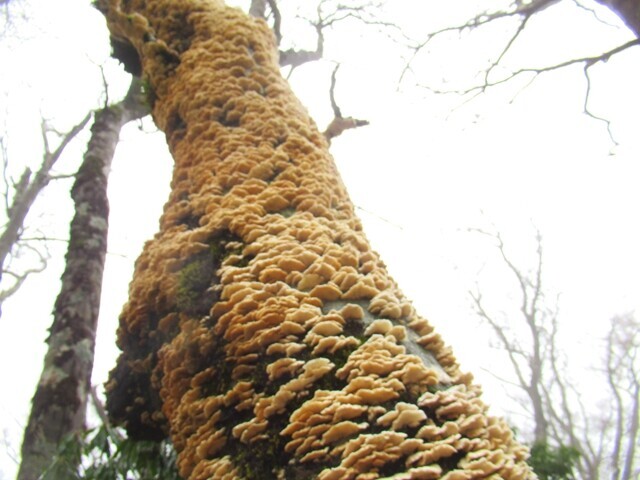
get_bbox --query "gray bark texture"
[17,79,147,480]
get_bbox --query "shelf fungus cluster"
[98,0,535,479]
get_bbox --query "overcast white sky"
[1,0,639,477]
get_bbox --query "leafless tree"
[0,113,91,315]
[470,226,639,479]
[603,313,640,480]
[470,227,554,445]
[323,64,370,142]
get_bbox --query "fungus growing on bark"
[377,402,428,431]
[97,0,534,478]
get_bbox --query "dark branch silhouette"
[401,0,640,143]
[323,64,370,142]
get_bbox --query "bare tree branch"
[0,262,47,302]
[404,0,640,141]
[279,1,389,69]
[0,112,91,314]
[571,0,619,28]
[279,20,323,68]
[469,227,554,444]
[469,287,530,389]
[323,64,369,142]
[427,37,638,116]
[593,0,640,37]
[399,0,561,86]
[582,63,617,145]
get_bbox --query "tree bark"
[620,378,639,480]
[595,0,640,38]
[606,314,640,480]
[97,1,535,478]
[248,0,267,19]
[17,79,147,480]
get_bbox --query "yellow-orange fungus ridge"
[97,0,534,478]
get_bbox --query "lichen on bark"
[98,1,535,479]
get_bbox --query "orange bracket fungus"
[96,0,535,479]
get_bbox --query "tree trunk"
[594,0,640,38]
[528,318,548,445]
[17,80,147,480]
[620,379,639,480]
[97,1,535,478]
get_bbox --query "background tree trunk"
[17,79,147,480]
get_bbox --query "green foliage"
[528,442,580,480]
[40,426,180,480]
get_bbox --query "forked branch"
[323,64,369,142]
[402,0,640,142]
